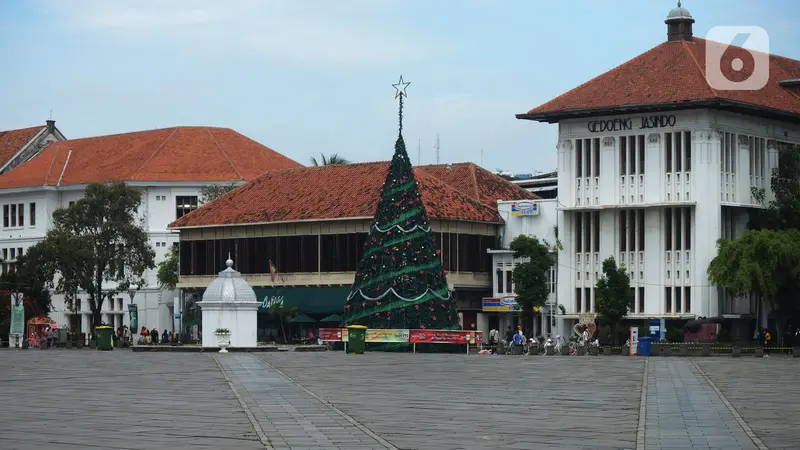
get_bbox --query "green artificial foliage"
[595,256,633,344]
[509,235,554,331]
[30,182,156,329]
[344,95,456,330]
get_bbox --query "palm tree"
[310,153,350,166]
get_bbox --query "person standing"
[764,328,772,357]
[582,328,590,349]
[512,328,524,354]
[488,328,498,354]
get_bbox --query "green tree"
[509,235,554,333]
[310,153,350,166]
[200,184,238,204]
[344,91,456,330]
[707,229,800,329]
[268,301,299,343]
[595,256,633,344]
[156,245,179,291]
[30,182,156,330]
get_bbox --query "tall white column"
[691,129,723,318]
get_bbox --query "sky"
[1,0,798,173]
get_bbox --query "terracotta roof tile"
[0,126,45,169]
[521,38,800,121]
[169,162,513,228]
[420,163,537,206]
[0,126,302,188]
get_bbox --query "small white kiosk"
[197,257,260,349]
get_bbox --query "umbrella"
[320,314,343,323]
[288,314,317,324]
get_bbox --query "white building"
[516,5,800,339]
[483,199,559,338]
[0,125,301,335]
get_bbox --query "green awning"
[320,313,343,323]
[288,314,317,324]
[255,287,350,315]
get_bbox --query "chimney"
[665,1,695,42]
[46,119,56,134]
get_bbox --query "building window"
[118,298,123,311]
[17,248,22,259]
[620,135,646,175]
[665,207,691,252]
[584,287,591,313]
[16,204,23,226]
[10,248,16,260]
[575,212,599,254]
[10,204,16,227]
[506,271,513,294]
[575,138,600,178]
[665,287,672,313]
[575,288,582,313]
[2,205,7,228]
[684,131,692,171]
[684,287,691,313]
[664,209,673,251]
[638,286,645,313]
[721,132,736,174]
[675,286,682,313]
[496,269,503,294]
[176,196,199,219]
[29,203,35,226]
[621,209,645,252]
[549,266,556,294]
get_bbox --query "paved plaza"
[0,350,797,449]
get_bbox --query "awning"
[255,287,350,315]
[320,313,343,323]
[288,314,317,324]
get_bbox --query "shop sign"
[260,296,284,310]
[587,114,676,133]
[482,296,521,312]
[409,330,481,344]
[511,201,538,216]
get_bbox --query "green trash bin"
[96,326,113,351]
[346,325,367,354]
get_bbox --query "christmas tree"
[344,76,458,330]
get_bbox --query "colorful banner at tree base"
[319,328,481,345]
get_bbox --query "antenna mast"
[434,134,440,164]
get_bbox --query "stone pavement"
[259,352,644,450]
[1,349,797,449]
[0,350,262,450]
[642,359,761,450]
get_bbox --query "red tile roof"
[169,162,515,228]
[420,163,537,206]
[0,126,302,188]
[519,38,800,122]
[0,126,45,169]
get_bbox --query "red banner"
[319,328,343,342]
[409,329,477,344]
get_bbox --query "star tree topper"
[393,75,410,99]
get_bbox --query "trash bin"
[96,326,114,351]
[638,336,652,357]
[346,325,367,354]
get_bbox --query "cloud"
[41,0,442,66]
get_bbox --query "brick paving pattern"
[1,350,796,449]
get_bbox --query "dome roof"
[202,257,258,303]
[666,2,693,21]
